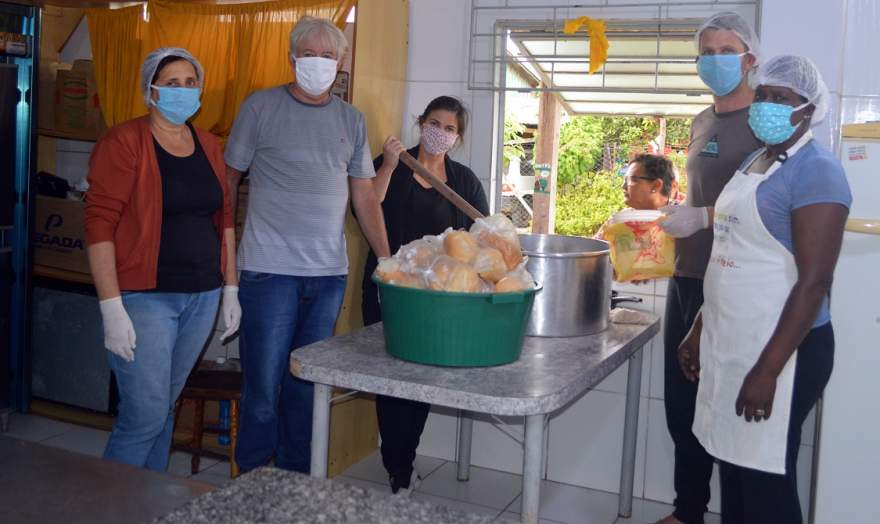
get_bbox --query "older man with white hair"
[225,16,389,473]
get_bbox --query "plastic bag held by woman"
[604,209,675,281]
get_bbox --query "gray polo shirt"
[675,105,762,279]
[225,86,374,276]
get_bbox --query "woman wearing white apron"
[676,56,851,523]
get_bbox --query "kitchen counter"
[0,435,211,524]
[155,467,500,524]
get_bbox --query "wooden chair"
[173,359,242,477]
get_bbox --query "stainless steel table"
[291,312,659,524]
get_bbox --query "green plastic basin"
[374,277,539,367]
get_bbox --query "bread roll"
[476,277,494,293]
[400,239,443,271]
[373,257,401,282]
[495,275,530,293]
[477,231,523,270]
[473,247,507,283]
[444,263,481,293]
[444,231,480,264]
[426,255,458,290]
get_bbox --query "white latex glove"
[99,296,136,362]
[220,285,241,342]
[659,205,710,238]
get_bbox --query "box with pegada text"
[33,195,90,274]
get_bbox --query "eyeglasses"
[623,176,654,186]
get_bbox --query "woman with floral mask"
[676,55,850,523]
[361,96,489,495]
[85,47,238,471]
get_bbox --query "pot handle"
[611,294,643,308]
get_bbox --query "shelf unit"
[37,127,97,142]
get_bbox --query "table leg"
[618,346,644,518]
[521,414,545,524]
[457,410,473,481]
[310,383,332,478]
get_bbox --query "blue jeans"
[103,288,220,471]
[235,272,347,473]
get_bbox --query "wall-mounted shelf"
[37,128,97,142]
[32,264,93,285]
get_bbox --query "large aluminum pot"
[520,234,611,337]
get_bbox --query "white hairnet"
[751,55,830,125]
[696,12,761,63]
[140,47,205,106]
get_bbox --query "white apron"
[693,132,813,475]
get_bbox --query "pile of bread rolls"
[375,214,535,293]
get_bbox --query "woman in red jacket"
[85,47,239,471]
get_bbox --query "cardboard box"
[54,59,105,137]
[0,31,29,56]
[33,195,90,274]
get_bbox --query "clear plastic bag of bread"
[374,216,534,294]
[470,214,523,271]
[494,264,535,293]
[472,247,507,283]
[374,257,424,289]
[443,229,481,264]
[396,235,444,273]
[424,255,484,293]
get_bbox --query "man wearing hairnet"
[654,12,762,524]
[677,55,850,523]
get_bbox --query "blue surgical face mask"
[150,85,201,125]
[748,101,810,145]
[697,54,746,96]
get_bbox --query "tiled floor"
[3,413,721,524]
[3,412,235,487]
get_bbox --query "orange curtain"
[86,0,355,134]
[85,5,148,127]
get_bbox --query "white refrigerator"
[814,123,880,523]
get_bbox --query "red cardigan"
[85,116,233,291]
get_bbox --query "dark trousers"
[664,276,714,524]
[362,288,431,482]
[719,323,834,524]
[375,395,431,480]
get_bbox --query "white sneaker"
[392,469,421,497]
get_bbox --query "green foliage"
[503,116,526,165]
[555,116,693,186]
[665,118,691,146]
[504,114,693,235]
[555,170,626,237]
[557,117,603,186]
[667,149,689,195]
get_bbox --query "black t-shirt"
[404,183,457,243]
[361,145,490,325]
[153,125,223,293]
